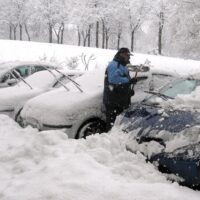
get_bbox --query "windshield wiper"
[12,70,33,89]
[144,90,174,101]
[53,68,83,93]
[41,67,70,91]
[42,66,83,92]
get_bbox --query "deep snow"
[0,40,200,199]
[0,115,200,200]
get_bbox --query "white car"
[0,69,83,120]
[19,67,177,139]
[0,61,58,88]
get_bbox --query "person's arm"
[107,63,129,84]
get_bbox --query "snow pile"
[0,39,200,76]
[0,115,199,199]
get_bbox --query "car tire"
[76,119,106,139]
[15,108,25,127]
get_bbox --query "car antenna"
[53,68,83,93]
[12,70,33,89]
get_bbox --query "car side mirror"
[6,79,18,86]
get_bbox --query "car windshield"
[160,79,197,98]
[144,79,200,104]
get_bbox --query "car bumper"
[0,109,14,118]
[23,117,72,131]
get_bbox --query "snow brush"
[126,59,151,78]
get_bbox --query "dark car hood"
[121,104,200,134]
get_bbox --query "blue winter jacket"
[103,59,133,108]
[106,60,130,84]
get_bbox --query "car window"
[31,65,47,73]
[144,79,200,104]
[15,66,30,77]
[150,74,176,91]
[161,79,197,98]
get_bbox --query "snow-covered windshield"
[160,79,197,98]
[144,79,200,104]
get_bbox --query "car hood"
[0,86,45,111]
[21,88,103,125]
[21,68,105,125]
[121,104,200,133]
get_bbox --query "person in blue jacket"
[103,47,137,132]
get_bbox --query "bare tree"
[80,53,95,70]
[158,11,164,54]
[125,0,149,51]
[0,0,31,40]
[34,0,68,43]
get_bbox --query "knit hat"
[117,48,133,55]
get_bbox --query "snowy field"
[0,39,200,76]
[0,40,200,199]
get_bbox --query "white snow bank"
[0,115,199,200]
[0,40,200,76]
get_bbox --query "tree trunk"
[60,22,65,44]
[131,30,135,52]
[102,20,105,48]
[82,30,88,46]
[48,23,53,43]
[19,24,23,40]
[83,37,87,46]
[158,12,164,55]
[9,24,12,39]
[56,27,60,43]
[53,24,65,44]
[96,21,99,48]
[13,26,17,40]
[24,24,31,41]
[105,29,109,49]
[78,29,81,46]
[88,24,91,47]
[117,32,121,50]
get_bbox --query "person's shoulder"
[108,59,116,64]
[108,60,117,67]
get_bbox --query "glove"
[130,78,137,84]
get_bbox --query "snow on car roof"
[17,69,83,89]
[0,61,59,75]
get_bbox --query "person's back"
[103,48,136,132]
[103,59,131,108]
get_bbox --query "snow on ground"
[0,39,200,76]
[0,114,199,200]
[1,40,200,199]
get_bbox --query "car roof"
[0,60,57,70]
[186,72,200,80]
[0,61,59,76]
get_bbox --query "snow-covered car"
[0,69,83,120]
[19,67,178,139]
[0,61,59,88]
[118,74,200,189]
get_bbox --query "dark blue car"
[119,77,200,189]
